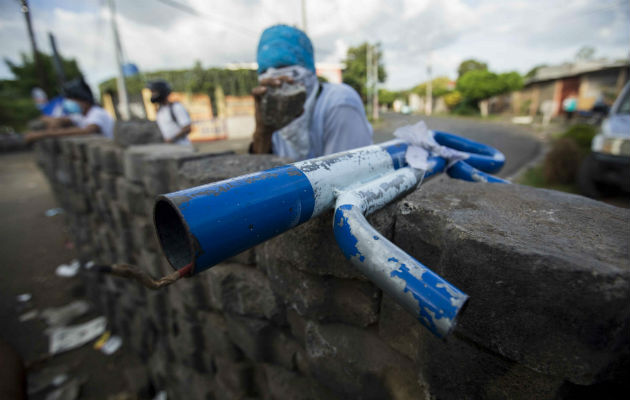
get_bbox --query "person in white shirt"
[147,80,192,145]
[25,77,114,142]
[250,25,373,159]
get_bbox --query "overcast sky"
[1,0,628,91]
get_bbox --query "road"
[0,151,141,398]
[372,112,542,178]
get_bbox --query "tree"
[378,89,401,107]
[575,46,596,61]
[4,51,83,98]
[456,70,523,103]
[411,76,453,98]
[457,59,487,78]
[98,64,259,117]
[0,51,83,131]
[443,90,462,109]
[342,43,386,103]
[525,64,547,80]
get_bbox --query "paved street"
[372,112,542,178]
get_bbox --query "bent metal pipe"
[152,133,507,338]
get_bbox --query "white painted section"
[294,145,396,217]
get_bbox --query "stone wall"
[33,134,630,400]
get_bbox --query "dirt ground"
[0,150,145,399]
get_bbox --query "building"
[507,60,629,117]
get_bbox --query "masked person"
[25,77,114,142]
[147,80,192,145]
[250,25,373,159]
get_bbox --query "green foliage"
[98,64,259,116]
[443,90,462,109]
[517,164,578,194]
[457,59,488,78]
[0,51,83,131]
[543,137,582,184]
[451,99,479,115]
[520,124,597,193]
[342,43,386,102]
[4,51,83,98]
[560,124,597,152]
[378,89,401,107]
[0,85,40,132]
[411,76,453,98]
[456,70,523,102]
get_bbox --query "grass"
[517,164,579,194]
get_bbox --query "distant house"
[492,60,629,116]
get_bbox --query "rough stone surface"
[203,263,284,323]
[177,154,288,188]
[113,120,163,147]
[395,180,630,385]
[123,144,194,183]
[256,363,341,400]
[37,135,630,399]
[304,321,427,399]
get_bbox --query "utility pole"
[301,0,308,33]
[366,43,373,119]
[425,52,432,116]
[372,43,379,120]
[20,0,47,91]
[48,32,66,89]
[107,0,130,120]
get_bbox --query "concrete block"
[256,363,342,400]
[328,278,380,327]
[203,263,284,322]
[214,356,254,399]
[100,143,124,175]
[257,259,327,320]
[225,314,274,361]
[176,154,287,188]
[394,180,630,385]
[123,144,194,183]
[113,120,163,147]
[304,320,426,399]
[115,177,148,216]
[198,311,242,360]
[131,217,159,252]
[414,326,564,400]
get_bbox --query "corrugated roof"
[525,60,629,85]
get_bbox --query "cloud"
[1,0,628,93]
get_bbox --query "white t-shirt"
[156,102,192,145]
[72,105,115,139]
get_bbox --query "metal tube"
[332,168,468,338]
[153,131,504,337]
[154,141,408,274]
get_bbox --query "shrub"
[543,137,582,184]
[561,124,597,152]
[452,100,479,116]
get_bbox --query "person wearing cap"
[251,24,373,159]
[147,80,192,145]
[25,77,114,142]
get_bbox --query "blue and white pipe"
[153,131,506,338]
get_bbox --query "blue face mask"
[63,99,82,114]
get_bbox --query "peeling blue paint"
[333,205,364,262]
[389,259,465,338]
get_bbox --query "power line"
[155,0,259,38]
